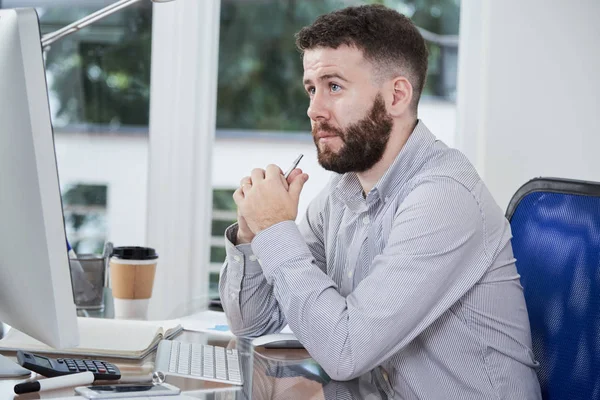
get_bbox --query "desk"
[0,330,388,399]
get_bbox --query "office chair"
[506,177,600,400]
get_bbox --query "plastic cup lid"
[111,246,158,260]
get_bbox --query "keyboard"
[155,339,243,385]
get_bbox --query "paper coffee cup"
[110,246,158,320]
[112,298,150,319]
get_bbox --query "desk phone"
[16,350,121,380]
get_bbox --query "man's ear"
[387,76,413,117]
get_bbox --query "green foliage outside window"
[217,0,460,131]
[34,0,458,131]
[40,4,152,128]
[212,189,237,211]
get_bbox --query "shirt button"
[362,216,370,224]
[249,255,257,261]
[229,293,236,299]
[233,255,241,263]
[348,271,353,278]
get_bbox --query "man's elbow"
[316,354,367,381]
[226,315,278,338]
[325,369,355,382]
[224,317,259,337]
[229,324,260,338]
[223,312,260,337]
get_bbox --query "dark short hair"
[295,4,428,111]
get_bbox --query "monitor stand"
[0,323,31,378]
[0,354,31,378]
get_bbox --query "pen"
[66,239,78,260]
[283,154,304,179]
[14,371,95,394]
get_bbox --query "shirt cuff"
[224,223,262,275]
[251,220,313,284]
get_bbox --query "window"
[216,0,460,132]
[209,189,238,297]
[62,184,108,254]
[3,0,460,303]
[210,0,461,293]
[39,2,152,129]
[1,1,153,250]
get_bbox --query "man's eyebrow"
[303,73,349,86]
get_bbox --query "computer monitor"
[0,7,79,351]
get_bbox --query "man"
[220,5,541,399]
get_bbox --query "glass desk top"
[0,329,392,399]
[1,288,392,398]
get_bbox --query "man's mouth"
[316,131,339,139]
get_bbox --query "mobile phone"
[75,382,180,399]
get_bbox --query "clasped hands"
[234,164,309,245]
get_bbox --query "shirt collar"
[334,120,437,209]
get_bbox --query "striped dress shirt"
[220,121,542,399]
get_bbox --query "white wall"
[457,0,600,209]
[54,133,149,246]
[418,99,456,147]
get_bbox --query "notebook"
[0,317,183,360]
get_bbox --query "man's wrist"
[253,216,295,234]
[251,221,310,284]
[236,231,253,245]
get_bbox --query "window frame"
[145,0,221,319]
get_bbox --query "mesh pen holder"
[69,254,106,311]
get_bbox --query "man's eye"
[307,87,316,96]
[330,83,341,92]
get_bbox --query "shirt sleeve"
[250,177,492,381]
[219,188,329,336]
[219,222,286,336]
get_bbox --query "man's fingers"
[265,164,283,180]
[279,174,289,190]
[239,176,252,186]
[239,176,252,196]
[241,182,252,195]
[233,187,244,205]
[251,168,266,183]
[289,173,309,202]
[286,168,303,185]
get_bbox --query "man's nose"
[307,93,330,121]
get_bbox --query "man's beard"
[312,93,393,174]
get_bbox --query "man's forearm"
[219,260,286,336]
[219,224,287,336]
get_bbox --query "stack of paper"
[179,310,295,337]
[179,310,234,337]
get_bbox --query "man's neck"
[357,118,418,195]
